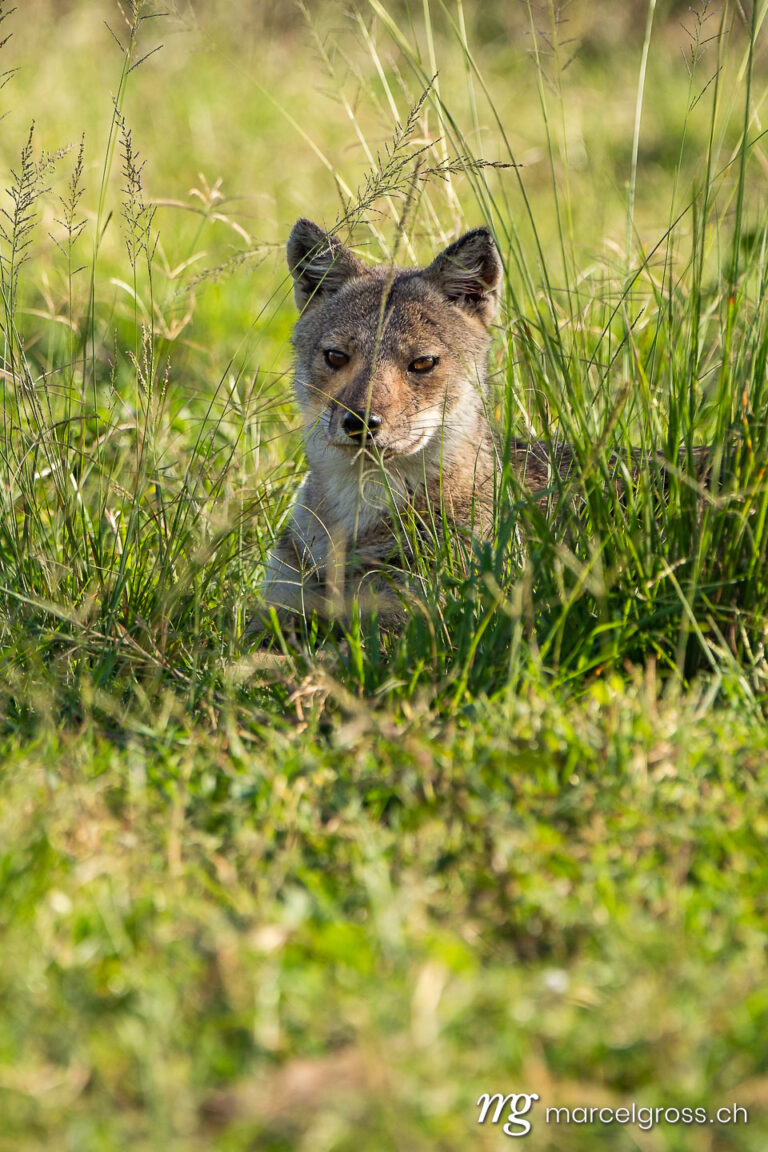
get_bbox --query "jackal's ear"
[287,219,364,311]
[423,227,502,325]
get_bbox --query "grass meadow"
[3,0,768,1148]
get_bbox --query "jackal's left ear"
[424,227,502,325]
[287,218,364,311]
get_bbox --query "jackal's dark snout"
[341,408,382,441]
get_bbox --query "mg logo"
[476,1092,540,1137]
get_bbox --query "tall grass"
[278,0,768,708]
[0,3,275,729]
[0,0,767,738]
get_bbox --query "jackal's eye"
[324,349,349,369]
[409,355,438,374]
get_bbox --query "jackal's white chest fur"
[299,441,432,557]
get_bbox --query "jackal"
[261,218,510,620]
[260,219,707,622]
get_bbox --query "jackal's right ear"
[287,219,364,311]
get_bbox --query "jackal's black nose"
[342,409,382,440]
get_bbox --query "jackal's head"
[287,219,502,463]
